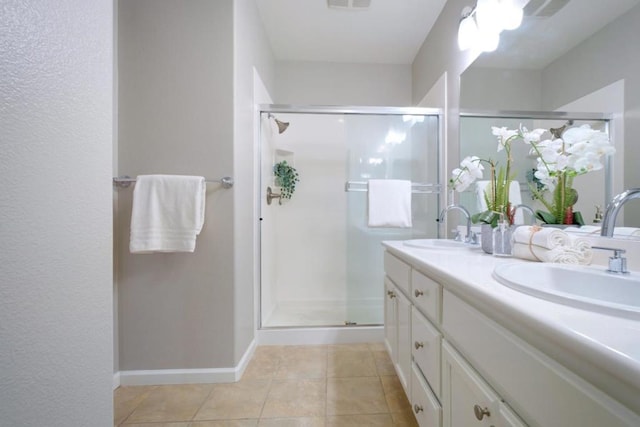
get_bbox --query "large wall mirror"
[459,0,640,228]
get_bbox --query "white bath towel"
[511,226,591,265]
[130,175,206,253]
[367,179,412,228]
[476,180,524,224]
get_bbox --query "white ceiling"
[256,0,639,69]
[255,0,447,64]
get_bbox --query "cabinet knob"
[473,404,490,421]
[414,341,424,350]
[413,404,424,414]
[414,289,424,297]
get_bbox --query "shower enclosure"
[260,106,441,329]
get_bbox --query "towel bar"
[344,181,441,194]
[113,176,234,189]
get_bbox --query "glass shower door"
[343,112,440,325]
[259,108,440,329]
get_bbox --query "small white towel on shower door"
[130,174,206,253]
[367,179,412,228]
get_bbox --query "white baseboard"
[114,339,257,387]
[257,326,384,345]
[113,371,121,390]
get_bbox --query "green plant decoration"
[273,160,299,200]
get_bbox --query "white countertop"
[382,240,640,415]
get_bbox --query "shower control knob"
[414,341,424,350]
[387,290,396,299]
[414,289,424,297]
[414,404,424,414]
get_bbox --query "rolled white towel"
[512,225,572,249]
[569,235,593,265]
[512,226,592,265]
[512,242,558,262]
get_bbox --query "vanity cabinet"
[383,248,640,427]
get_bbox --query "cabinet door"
[442,341,526,427]
[384,277,397,363]
[396,288,412,395]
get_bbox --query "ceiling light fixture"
[457,0,524,52]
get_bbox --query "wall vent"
[524,0,570,17]
[327,0,371,10]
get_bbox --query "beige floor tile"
[242,355,280,380]
[326,414,394,426]
[275,352,327,379]
[327,350,377,378]
[380,375,412,413]
[390,410,419,427]
[257,417,325,427]
[328,343,371,352]
[373,350,396,376]
[189,420,259,427]
[114,385,158,426]
[125,424,190,427]
[261,379,326,418]
[194,380,270,420]
[125,384,214,423]
[326,377,389,415]
[279,345,327,360]
[253,345,286,359]
[368,342,387,352]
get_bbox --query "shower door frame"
[257,104,443,330]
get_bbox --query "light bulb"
[500,0,523,30]
[478,29,500,52]
[476,0,504,34]
[457,15,478,51]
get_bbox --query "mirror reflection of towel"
[475,180,523,224]
[367,179,412,228]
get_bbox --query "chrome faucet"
[438,204,476,244]
[513,204,536,225]
[601,188,640,237]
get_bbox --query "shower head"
[268,113,290,134]
[550,120,574,139]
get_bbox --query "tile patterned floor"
[114,343,419,426]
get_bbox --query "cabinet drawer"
[411,269,441,323]
[384,251,411,294]
[412,307,441,398]
[411,362,442,427]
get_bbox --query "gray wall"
[117,0,236,370]
[541,3,640,224]
[412,0,480,206]
[117,0,275,371]
[233,0,275,364]
[461,68,542,110]
[275,61,412,106]
[0,1,114,425]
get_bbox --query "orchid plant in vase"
[450,125,546,227]
[527,124,614,225]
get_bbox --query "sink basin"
[403,239,471,250]
[493,262,640,319]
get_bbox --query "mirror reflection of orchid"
[451,123,615,227]
[528,124,614,225]
[450,125,545,227]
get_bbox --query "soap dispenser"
[493,212,513,257]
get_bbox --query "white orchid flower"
[521,126,546,144]
[492,126,518,152]
[450,156,484,192]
